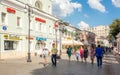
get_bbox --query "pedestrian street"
[0,53,120,75]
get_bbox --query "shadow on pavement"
[30,55,120,75]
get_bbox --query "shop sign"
[35,17,46,23]
[36,37,47,41]
[6,7,16,14]
[4,34,8,39]
[26,36,34,40]
[9,34,22,40]
[2,26,7,31]
[54,21,59,28]
[67,37,72,40]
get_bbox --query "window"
[39,23,42,32]
[35,42,40,50]
[36,22,41,31]
[35,41,43,50]
[17,17,21,27]
[1,12,6,24]
[49,26,53,34]
[48,5,51,13]
[43,25,46,33]
[4,40,18,50]
[35,0,42,10]
[30,20,33,30]
[41,24,46,33]
[53,28,56,34]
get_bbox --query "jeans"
[51,54,57,66]
[96,56,102,67]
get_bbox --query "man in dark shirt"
[96,45,103,68]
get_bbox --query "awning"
[74,41,84,45]
[62,40,83,45]
[83,42,90,45]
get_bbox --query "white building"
[83,25,110,46]
[0,0,59,59]
[61,24,83,51]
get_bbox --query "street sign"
[2,26,7,30]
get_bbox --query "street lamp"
[54,21,58,48]
[26,4,32,62]
[58,21,66,58]
[59,22,63,57]
[54,21,63,59]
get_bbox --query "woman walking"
[79,46,84,62]
[90,46,95,64]
[67,46,73,62]
[83,47,88,63]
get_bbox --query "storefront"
[35,37,47,56]
[1,34,23,59]
[4,34,22,50]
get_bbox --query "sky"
[52,0,120,29]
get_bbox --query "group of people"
[40,43,104,68]
[41,43,58,67]
[66,44,104,68]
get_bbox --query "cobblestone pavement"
[0,53,120,75]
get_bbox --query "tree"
[109,19,120,39]
[61,28,67,33]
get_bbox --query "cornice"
[0,0,59,21]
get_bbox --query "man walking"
[96,45,103,68]
[51,43,58,67]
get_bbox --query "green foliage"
[109,19,120,39]
[61,28,67,33]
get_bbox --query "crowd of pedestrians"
[40,43,112,68]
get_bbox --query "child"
[75,50,80,61]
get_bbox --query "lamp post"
[27,4,32,62]
[58,21,66,58]
[59,22,63,57]
[54,21,58,48]
[55,28,58,48]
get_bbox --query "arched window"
[35,0,42,10]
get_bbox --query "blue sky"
[52,0,120,28]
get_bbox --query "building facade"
[80,30,96,46]
[83,25,110,46]
[0,0,59,59]
[116,33,120,54]
[83,25,110,38]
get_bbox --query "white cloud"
[87,0,106,13]
[52,0,82,17]
[78,21,90,29]
[112,0,120,7]
[84,14,89,18]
